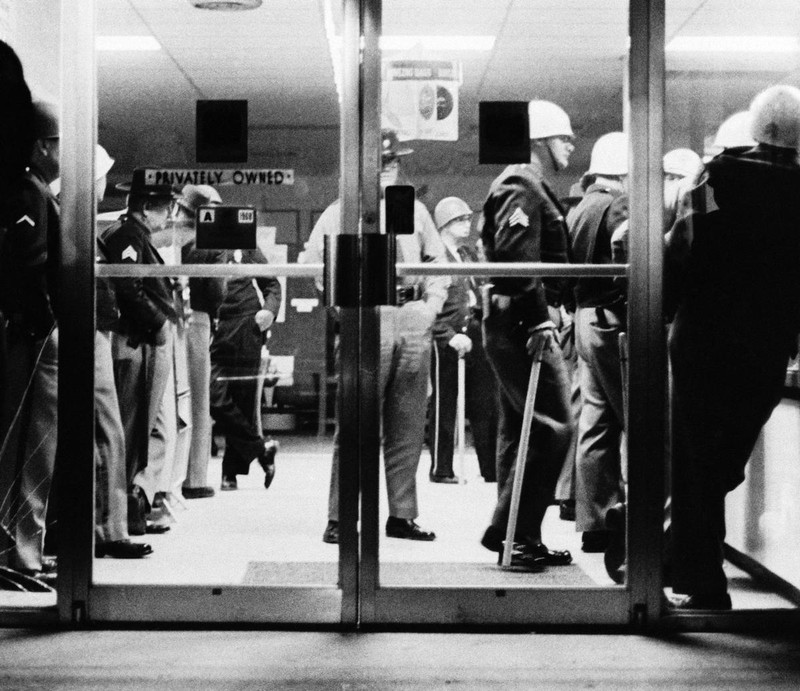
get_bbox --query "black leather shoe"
[498,542,546,571]
[322,520,339,544]
[523,540,573,566]
[127,485,149,535]
[604,503,626,584]
[258,439,279,489]
[667,592,732,610]
[429,475,459,484]
[559,500,576,521]
[95,540,153,559]
[221,475,238,491]
[145,522,170,535]
[481,525,505,552]
[182,486,216,499]
[582,530,609,553]
[385,517,436,541]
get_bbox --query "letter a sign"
[199,208,216,224]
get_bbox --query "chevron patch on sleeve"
[121,245,138,262]
[509,207,529,227]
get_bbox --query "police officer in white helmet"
[478,100,575,569]
[568,132,631,555]
[427,197,498,484]
[665,84,800,609]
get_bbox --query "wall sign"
[382,59,461,141]
[144,169,294,187]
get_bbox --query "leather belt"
[396,285,422,306]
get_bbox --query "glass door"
[57,0,354,625]
[353,0,662,626]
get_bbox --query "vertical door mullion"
[57,0,97,624]
[338,0,363,628]
[627,0,666,625]
[357,0,383,626]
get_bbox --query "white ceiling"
[94,0,800,178]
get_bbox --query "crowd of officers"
[3,36,800,608]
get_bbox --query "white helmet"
[663,148,702,179]
[434,196,472,230]
[750,84,800,150]
[713,111,755,151]
[528,100,574,140]
[588,132,628,176]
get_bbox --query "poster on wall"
[382,59,461,141]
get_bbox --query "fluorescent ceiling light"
[96,35,161,51]
[380,35,495,52]
[667,36,800,53]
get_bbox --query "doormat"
[242,561,596,587]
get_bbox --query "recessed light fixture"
[380,35,495,52]
[96,35,161,51]
[189,0,262,9]
[667,36,800,53]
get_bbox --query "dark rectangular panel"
[479,101,530,164]
[196,99,248,163]
[195,205,256,249]
[384,184,415,235]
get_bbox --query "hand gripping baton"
[500,336,547,569]
[457,354,467,484]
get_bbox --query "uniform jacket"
[666,144,800,357]
[0,168,59,339]
[480,158,571,326]
[216,248,282,321]
[101,214,177,346]
[182,241,227,316]
[432,243,479,346]
[569,184,629,309]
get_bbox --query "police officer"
[0,101,61,579]
[302,129,449,544]
[102,169,178,536]
[479,100,575,569]
[427,196,497,483]
[666,85,800,609]
[569,132,630,554]
[176,185,225,499]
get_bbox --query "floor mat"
[242,561,596,587]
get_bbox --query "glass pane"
[375,0,629,591]
[0,3,62,608]
[93,0,342,598]
[665,0,800,611]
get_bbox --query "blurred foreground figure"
[666,85,800,610]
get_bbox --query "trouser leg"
[133,328,174,504]
[185,311,212,488]
[11,328,58,572]
[484,309,571,542]
[95,331,129,543]
[428,342,457,478]
[464,316,498,481]
[382,304,431,520]
[112,334,148,487]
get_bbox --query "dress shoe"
[522,540,573,566]
[385,516,436,541]
[322,520,339,544]
[127,484,149,536]
[498,542,546,571]
[604,503,626,584]
[95,540,153,559]
[144,522,170,535]
[221,475,238,491]
[581,530,609,553]
[429,474,459,484]
[258,438,279,489]
[667,592,732,611]
[182,486,216,499]
[559,499,576,522]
